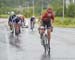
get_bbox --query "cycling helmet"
[47,8,52,13]
[11,11,15,15]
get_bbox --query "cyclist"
[14,16,22,34]
[8,11,16,33]
[30,16,36,30]
[39,8,55,49]
[17,14,25,27]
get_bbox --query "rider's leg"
[8,22,11,30]
[47,28,51,48]
[33,21,34,28]
[30,21,32,29]
[9,23,13,30]
[46,20,52,49]
[18,24,21,33]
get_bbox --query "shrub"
[67,3,75,17]
[55,7,63,16]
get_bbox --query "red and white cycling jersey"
[41,8,54,21]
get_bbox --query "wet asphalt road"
[0,18,75,60]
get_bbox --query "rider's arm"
[51,12,55,23]
[9,16,12,22]
[39,16,43,26]
[51,12,55,32]
[39,13,46,26]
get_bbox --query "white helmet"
[11,11,15,15]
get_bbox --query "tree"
[55,7,63,16]
[67,3,75,17]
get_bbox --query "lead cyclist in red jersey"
[39,8,55,49]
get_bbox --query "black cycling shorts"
[42,20,51,29]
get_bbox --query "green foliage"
[54,17,75,27]
[63,19,72,25]
[0,7,17,15]
[0,0,75,18]
[55,7,63,16]
[35,7,41,16]
[22,8,33,17]
[0,14,9,18]
[66,3,75,17]
[0,0,26,7]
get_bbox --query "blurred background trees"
[0,0,75,17]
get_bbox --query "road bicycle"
[39,26,50,55]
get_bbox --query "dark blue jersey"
[9,15,16,22]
